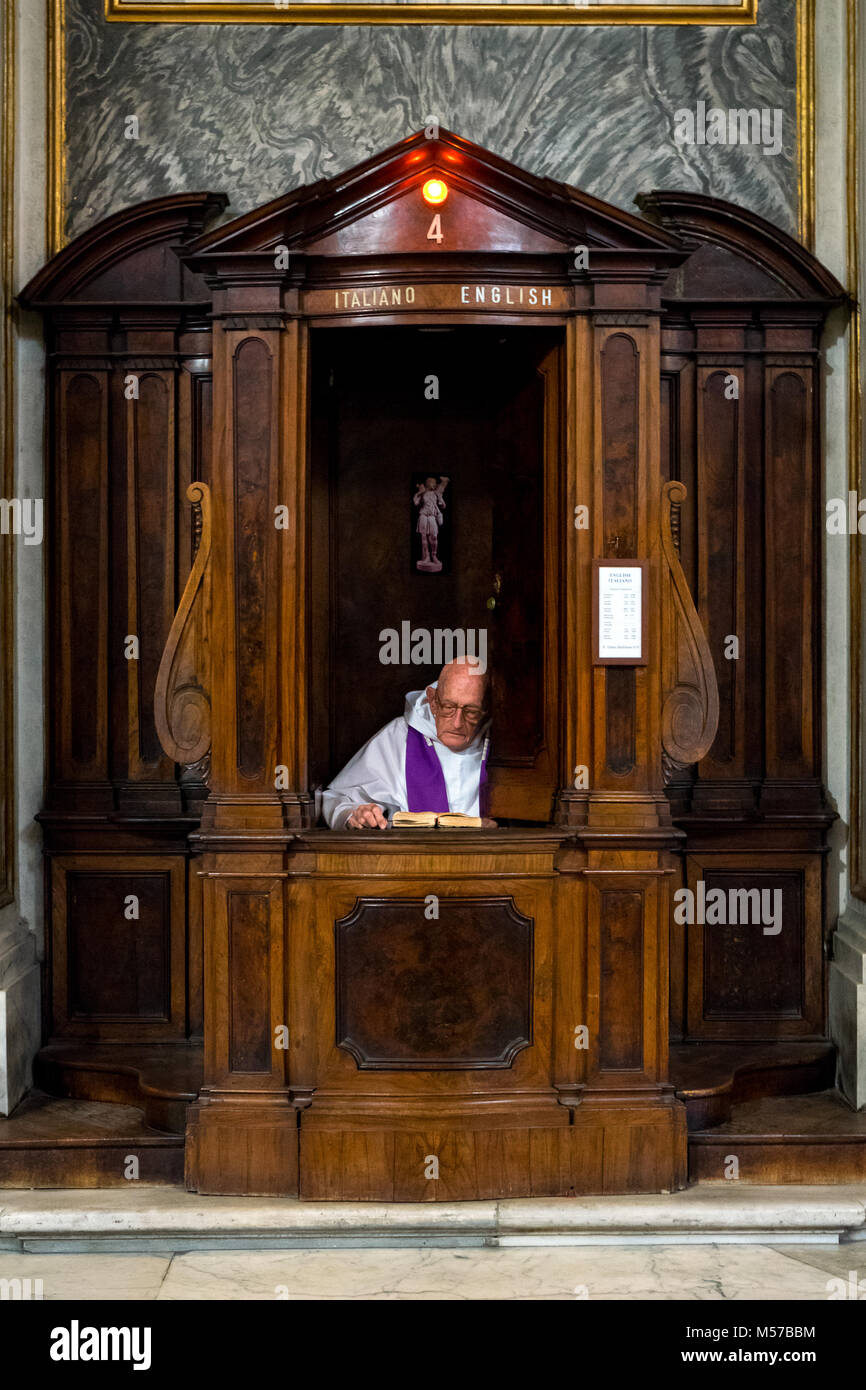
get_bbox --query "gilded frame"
[104,1,758,27]
[0,0,15,908]
[847,0,865,901]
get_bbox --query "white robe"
[321,686,488,830]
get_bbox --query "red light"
[422,178,448,206]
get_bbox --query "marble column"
[0,0,47,1114]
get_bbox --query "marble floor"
[0,1242,864,1300]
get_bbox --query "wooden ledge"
[671,1041,836,1131]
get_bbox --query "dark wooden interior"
[309,324,561,813]
[8,130,858,1199]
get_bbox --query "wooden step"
[35,1042,203,1135]
[671,1040,836,1130]
[26,1040,848,1192]
[38,1039,837,1137]
[0,1091,184,1188]
[689,1089,866,1184]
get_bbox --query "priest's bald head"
[320,657,492,830]
[426,658,490,752]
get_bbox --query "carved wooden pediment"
[181,128,687,273]
[636,191,847,305]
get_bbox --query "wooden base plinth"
[298,1100,687,1200]
[185,1097,299,1196]
[299,1113,572,1202]
[570,1101,688,1195]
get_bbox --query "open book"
[392,811,482,828]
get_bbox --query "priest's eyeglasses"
[432,696,487,725]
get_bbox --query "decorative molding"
[221,314,287,331]
[104,1,759,29]
[797,0,815,251]
[848,0,865,899]
[0,0,14,908]
[154,482,212,766]
[659,479,720,775]
[48,0,65,258]
[593,313,655,326]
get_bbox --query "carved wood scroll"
[154,482,212,767]
[660,480,720,779]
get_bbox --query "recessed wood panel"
[232,336,272,781]
[228,890,273,1073]
[335,895,533,1069]
[599,334,640,779]
[702,871,804,1019]
[49,856,188,1040]
[67,872,170,1020]
[765,370,812,774]
[605,668,636,774]
[128,372,175,770]
[685,854,824,1040]
[58,371,108,778]
[598,889,644,1070]
[600,333,638,557]
[699,368,743,768]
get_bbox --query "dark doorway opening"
[309,324,563,822]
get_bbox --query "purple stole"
[405,725,490,816]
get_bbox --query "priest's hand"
[345,803,389,830]
[481,817,498,829]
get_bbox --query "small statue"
[413,475,450,573]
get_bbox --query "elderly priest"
[321,659,492,830]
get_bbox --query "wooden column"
[562,272,694,1189]
[185,283,304,1195]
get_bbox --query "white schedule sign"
[595,563,645,663]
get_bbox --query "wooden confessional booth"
[19,132,847,1199]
